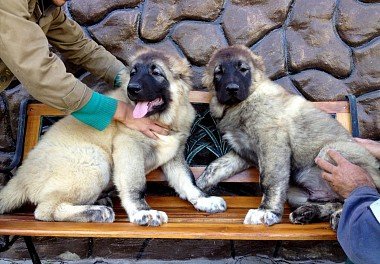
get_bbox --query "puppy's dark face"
[213,59,251,105]
[127,62,171,118]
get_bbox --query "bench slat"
[0,196,335,240]
[0,221,336,240]
[148,167,260,183]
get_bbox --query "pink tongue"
[133,101,150,118]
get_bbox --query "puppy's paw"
[130,210,168,226]
[330,210,341,231]
[86,206,115,223]
[194,196,227,213]
[289,205,318,224]
[244,209,281,226]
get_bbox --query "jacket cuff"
[71,92,117,131]
[104,60,125,85]
[347,186,379,199]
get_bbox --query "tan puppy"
[0,49,226,225]
[196,45,379,229]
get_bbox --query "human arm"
[45,7,124,85]
[337,187,380,264]
[0,1,92,112]
[0,1,167,135]
[315,150,376,198]
[315,151,380,264]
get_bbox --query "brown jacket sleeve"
[46,8,125,85]
[0,0,123,112]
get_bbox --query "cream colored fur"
[0,50,226,225]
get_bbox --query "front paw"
[130,210,168,226]
[244,209,281,226]
[194,196,227,213]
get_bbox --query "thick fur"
[196,45,380,228]
[0,49,226,225]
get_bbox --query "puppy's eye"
[150,65,162,76]
[240,67,249,73]
[214,65,223,75]
[130,67,137,76]
[238,62,250,74]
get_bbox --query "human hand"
[113,101,169,139]
[355,138,380,159]
[315,150,375,199]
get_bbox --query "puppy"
[196,45,379,229]
[0,49,226,225]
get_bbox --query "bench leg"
[87,237,94,258]
[273,240,283,258]
[0,235,20,252]
[23,236,41,264]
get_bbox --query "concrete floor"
[0,237,347,264]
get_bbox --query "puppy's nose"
[127,83,142,95]
[226,83,239,93]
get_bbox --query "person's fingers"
[144,129,158,140]
[150,125,169,135]
[154,120,170,130]
[321,171,333,183]
[327,149,347,165]
[315,157,335,173]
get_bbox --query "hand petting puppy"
[315,150,376,199]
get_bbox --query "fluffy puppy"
[0,49,226,225]
[196,45,379,229]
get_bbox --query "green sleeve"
[71,92,117,131]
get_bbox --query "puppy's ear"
[249,51,266,73]
[202,67,214,92]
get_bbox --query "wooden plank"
[23,115,42,158]
[27,92,349,118]
[147,167,260,183]
[189,91,213,104]
[0,220,335,240]
[313,101,349,114]
[336,113,352,133]
[28,104,65,116]
[0,196,336,240]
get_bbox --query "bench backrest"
[22,91,352,184]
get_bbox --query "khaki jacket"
[0,0,124,112]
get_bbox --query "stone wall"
[0,0,379,168]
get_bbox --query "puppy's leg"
[196,150,251,191]
[34,202,115,222]
[289,202,342,229]
[244,137,291,226]
[162,152,226,213]
[113,138,167,226]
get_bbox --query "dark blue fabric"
[338,186,380,264]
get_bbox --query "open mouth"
[132,98,164,118]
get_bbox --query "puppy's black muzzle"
[226,83,240,95]
[127,82,142,97]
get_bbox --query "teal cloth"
[71,92,117,131]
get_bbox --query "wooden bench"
[0,91,355,263]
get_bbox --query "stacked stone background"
[0,0,379,168]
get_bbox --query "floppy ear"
[249,51,266,73]
[202,67,214,92]
[168,56,192,88]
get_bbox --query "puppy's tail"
[0,176,27,214]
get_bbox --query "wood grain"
[0,196,336,240]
